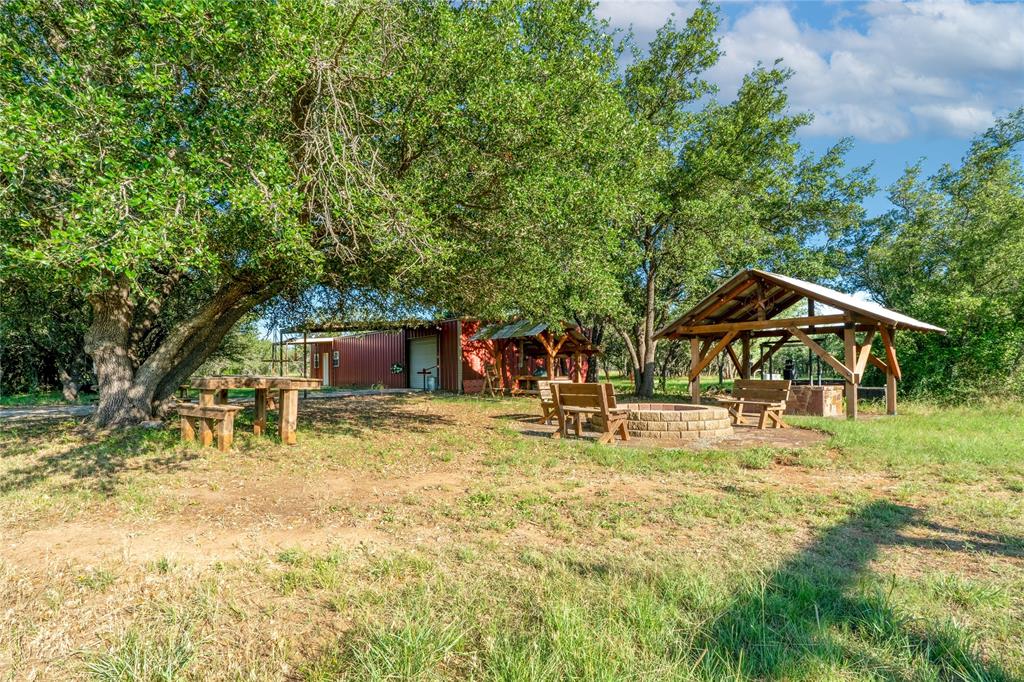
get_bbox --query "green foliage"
[851,109,1024,400]
[610,3,875,394]
[0,0,637,317]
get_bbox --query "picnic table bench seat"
[178,404,244,451]
[716,379,792,429]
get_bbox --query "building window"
[332,351,340,367]
[313,353,319,369]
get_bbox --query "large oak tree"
[0,0,640,425]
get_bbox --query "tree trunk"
[634,260,659,397]
[84,275,281,428]
[84,282,153,427]
[56,366,80,402]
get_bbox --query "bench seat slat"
[178,405,244,419]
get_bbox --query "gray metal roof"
[470,320,550,341]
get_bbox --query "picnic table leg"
[199,417,214,447]
[279,388,298,445]
[180,416,195,442]
[217,412,235,452]
[217,388,229,405]
[199,390,215,407]
[253,388,267,436]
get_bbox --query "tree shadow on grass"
[703,500,1019,680]
[0,426,194,497]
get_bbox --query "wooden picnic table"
[189,375,322,445]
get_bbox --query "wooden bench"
[551,382,630,445]
[178,404,244,451]
[537,378,572,425]
[716,379,792,429]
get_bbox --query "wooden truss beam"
[879,326,901,380]
[693,278,759,325]
[751,332,792,375]
[787,326,854,382]
[688,330,739,381]
[854,329,877,380]
[666,314,846,338]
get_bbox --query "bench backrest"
[731,379,791,402]
[538,378,572,403]
[551,382,616,414]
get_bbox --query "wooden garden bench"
[551,382,630,445]
[178,404,244,452]
[716,379,792,429]
[536,378,572,425]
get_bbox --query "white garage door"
[409,336,439,390]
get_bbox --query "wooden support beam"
[887,362,898,416]
[689,338,701,404]
[879,326,901,380]
[729,284,786,321]
[693,278,759,324]
[854,329,877,380]
[725,343,742,375]
[687,330,739,381]
[867,354,889,373]
[740,334,751,380]
[747,323,877,340]
[665,314,846,338]
[843,324,858,420]
[751,332,792,375]
[787,326,853,381]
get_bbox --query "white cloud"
[597,0,1024,142]
[594,1,692,32]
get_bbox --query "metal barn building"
[289,319,596,393]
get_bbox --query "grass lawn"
[1,394,1021,680]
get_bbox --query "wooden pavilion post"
[843,322,858,420]
[740,333,751,380]
[689,338,701,404]
[494,340,507,391]
[882,327,899,416]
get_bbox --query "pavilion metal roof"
[655,269,946,338]
[470,320,550,341]
[471,321,599,354]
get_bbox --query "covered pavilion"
[654,269,946,419]
[470,320,599,386]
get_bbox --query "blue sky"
[596,0,1024,216]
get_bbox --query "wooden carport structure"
[654,270,946,419]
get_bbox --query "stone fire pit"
[597,403,733,441]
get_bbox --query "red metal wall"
[331,331,407,388]
[306,319,590,393]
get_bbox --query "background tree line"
[1,0,1021,420]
